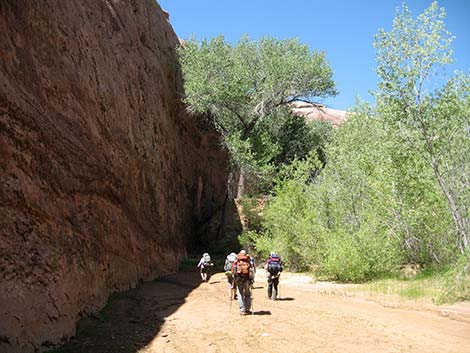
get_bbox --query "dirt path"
[57,271,470,353]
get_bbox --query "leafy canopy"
[244,2,470,287]
[178,35,337,140]
[374,1,470,252]
[374,2,454,110]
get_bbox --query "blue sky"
[158,1,469,110]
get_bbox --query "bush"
[436,251,470,303]
[322,227,402,282]
[323,231,369,282]
[239,196,265,232]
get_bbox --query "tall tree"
[178,35,337,166]
[374,2,470,252]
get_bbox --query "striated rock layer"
[0,1,234,352]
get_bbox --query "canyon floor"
[54,270,470,353]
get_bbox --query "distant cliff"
[291,101,347,127]
[0,1,234,352]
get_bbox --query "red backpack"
[234,254,251,278]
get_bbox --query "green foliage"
[256,83,465,282]
[322,231,367,282]
[239,196,264,232]
[250,108,333,167]
[179,35,337,130]
[344,267,448,300]
[323,226,402,282]
[259,153,327,271]
[374,2,454,110]
[430,74,470,253]
[436,251,470,303]
[178,35,337,171]
[374,1,470,253]
[257,83,464,280]
[238,230,270,259]
[399,285,427,299]
[255,2,467,285]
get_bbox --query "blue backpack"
[267,255,282,275]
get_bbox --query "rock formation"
[0,1,237,352]
[290,101,347,127]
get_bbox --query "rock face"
[0,1,234,352]
[290,101,347,127]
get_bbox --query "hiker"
[265,251,282,300]
[224,252,238,300]
[232,250,253,315]
[249,254,256,281]
[197,252,213,282]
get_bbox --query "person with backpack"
[232,250,253,315]
[224,252,238,300]
[248,254,256,281]
[265,251,282,300]
[197,252,213,282]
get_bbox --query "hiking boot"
[240,311,247,316]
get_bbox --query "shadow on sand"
[276,297,295,301]
[48,271,201,353]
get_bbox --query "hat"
[270,251,276,256]
[239,250,247,255]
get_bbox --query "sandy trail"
[57,271,470,353]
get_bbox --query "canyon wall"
[0,1,235,352]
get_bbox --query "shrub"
[436,251,470,303]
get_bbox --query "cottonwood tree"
[178,35,337,196]
[374,2,470,253]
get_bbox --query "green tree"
[246,2,468,288]
[374,2,470,253]
[243,108,333,194]
[178,35,337,170]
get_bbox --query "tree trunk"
[418,116,469,253]
[236,166,245,200]
[431,158,469,252]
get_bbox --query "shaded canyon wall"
[0,1,238,352]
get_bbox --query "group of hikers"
[197,250,282,315]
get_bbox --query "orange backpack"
[234,254,251,278]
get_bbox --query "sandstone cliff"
[290,101,347,127]
[0,1,235,352]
